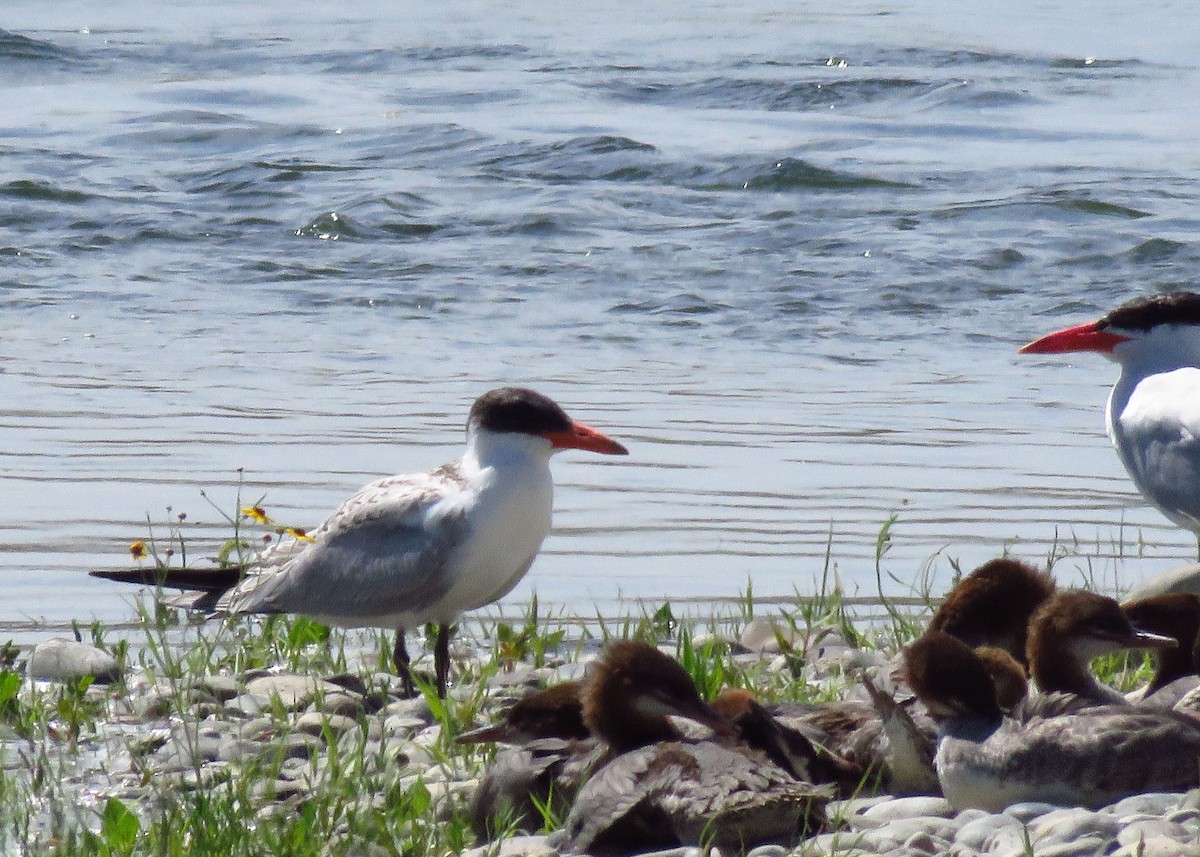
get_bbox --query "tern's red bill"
[1019,322,1131,355]
[544,421,629,455]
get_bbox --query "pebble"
[858,796,955,827]
[458,834,558,857]
[244,675,347,710]
[26,639,122,683]
[294,712,359,739]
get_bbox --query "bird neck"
[465,427,555,473]
[1029,634,1123,704]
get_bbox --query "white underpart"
[222,425,556,630]
[1107,325,1200,532]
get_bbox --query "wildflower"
[129,541,147,560]
[242,505,272,525]
[277,526,314,542]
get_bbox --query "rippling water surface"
[3,1,1200,640]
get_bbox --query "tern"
[1020,291,1200,551]
[92,387,628,697]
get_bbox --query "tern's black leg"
[393,628,415,697]
[434,623,451,699]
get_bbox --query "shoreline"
[2,591,1197,856]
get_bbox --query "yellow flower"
[242,506,272,525]
[284,527,314,542]
[129,541,147,560]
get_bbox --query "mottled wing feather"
[223,467,469,619]
[557,742,830,852]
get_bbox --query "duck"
[709,688,866,796]
[765,558,1044,792]
[905,630,1200,811]
[91,387,628,697]
[927,557,1055,668]
[458,681,597,838]
[551,640,831,855]
[1120,592,1200,705]
[1025,589,1177,705]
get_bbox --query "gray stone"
[137,691,173,720]
[244,675,345,710]
[252,778,309,803]
[1104,792,1182,818]
[193,675,242,702]
[225,692,272,716]
[456,834,558,857]
[27,639,121,683]
[1117,820,1189,848]
[739,615,800,653]
[746,846,789,857]
[1028,807,1119,846]
[1003,801,1062,823]
[1165,808,1200,829]
[378,695,433,724]
[1112,837,1196,857]
[256,732,323,762]
[380,713,427,738]
[308,690,364,718]
[870,817,956,846]
[829,795,898,827]
[1175,789,1200,811]
[294,712,359,739]
[954,812,1022,851]
[901,831,950,854]
[153,723,249,771]
[1029,837,1116,857]
[859,796,954,827]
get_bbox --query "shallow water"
[3,1,1200,641]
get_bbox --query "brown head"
[929,557,1055,667]
[581,640,732,753]
[1121,592,1200,694]
[1027,590,1177,697]
[904,631,1003,722]
[456,681,588,746]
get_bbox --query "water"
[3,1,1200,642]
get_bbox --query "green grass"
[0,512,1168,856]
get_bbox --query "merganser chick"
[92,387,628,698]
[906,630,1200,811]
[458,682,595,838]
[710,688,865,796]
[457,681,588,745]
[1026,590,1177,705]
[855,645,1029,797]
[552,641,831,855]
[1120,592,1200,705]
[929,557,1056,668]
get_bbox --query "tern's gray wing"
[223,468,468,620]
[1113,370,1200,530]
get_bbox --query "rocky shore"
[2,619,1199,856]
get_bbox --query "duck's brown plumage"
[552,641,831,855]
[928,557,1055,668]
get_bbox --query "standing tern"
[1020,291,1200,550]
[93,386,628,697]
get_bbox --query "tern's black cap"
[469,387,573,435]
